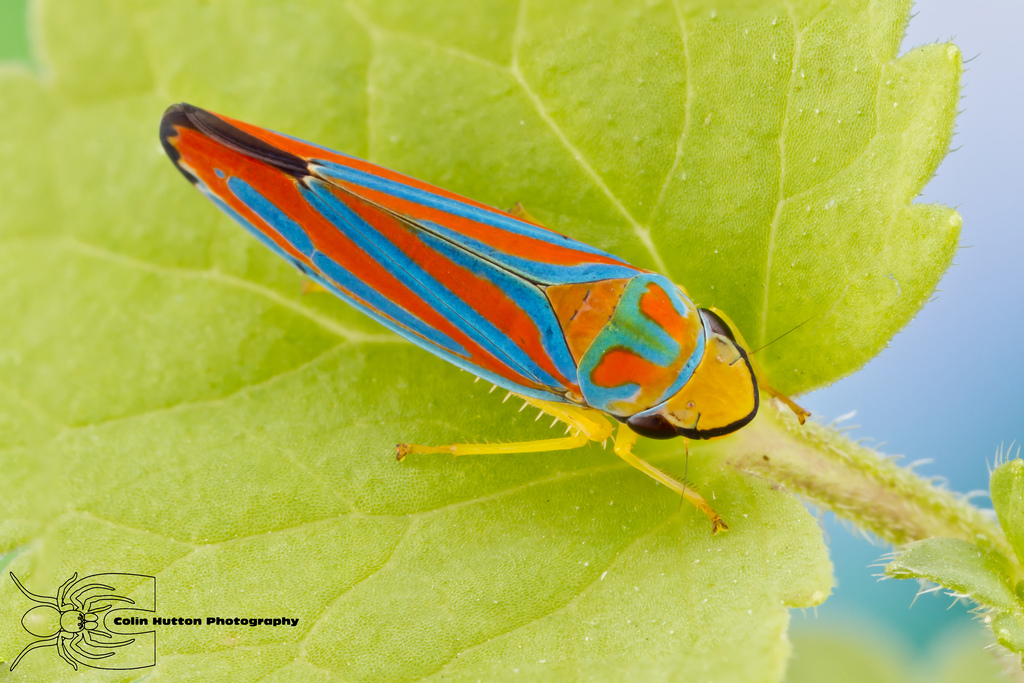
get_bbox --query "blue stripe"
[228,178,315,256]
[578,274,705,415]
[314,161,606,251]
[309,252,466,358]
[416,229,579,386]
[219,176,466,357]
[303,180,568,391]
[312,161,639,280]
[296,266,565,403]
[200,186,321,280]
[420,220,638,285]
[202,190,296,265]
[191,145,581,404]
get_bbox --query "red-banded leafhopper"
[160,103,807,532]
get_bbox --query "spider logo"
[8,572,137,671]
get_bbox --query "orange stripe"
[173,126,543,391]
[638,282,687,340]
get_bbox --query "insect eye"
[698,308,737,342]
[626,413,679,440]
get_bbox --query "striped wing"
[159,104,645,402]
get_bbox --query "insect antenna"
[749,314,819,355]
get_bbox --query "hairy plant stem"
[718,402,1015,568]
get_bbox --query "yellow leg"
[396,432,591,459]
[396,396,614,460]
[397,393,726,534]
[706,306,810,424]
[762,385,810,424]
[302,280,328,294]
[508,202,542,225]
[613,424,727,534]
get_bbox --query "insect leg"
[612,424,727,534]
[396,398,614,459]
[507,202,542,224]
[705,306,810,424]
[760,382,810,424]
[301,279,328,294]
[397,432,590,458]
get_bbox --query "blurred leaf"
[992,613,1024,654]
[0,0,961,680]
[886,536,1024,659]
[787,627,1011,683]
[886,463,1024,660]
[0,0,30,63]
[786,631,907,683]
[885,538,1017,612]
[991,459,1024,566]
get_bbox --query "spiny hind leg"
[508,202,545,226]
[612,424,727,534]
[396,394,615,460]
[301,279,329,294]
[705,306,810,424]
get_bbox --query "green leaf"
[883,466,1024,658]
[786,631,907,683]
[0,0,30,64]
[991,612,1024,654]
[0,0,959,679]
[885,538,1017,612]
[990,459,1024,566]
[786,627,1009,683]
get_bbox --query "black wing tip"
[159,102,310,181]
[160,103,200,184]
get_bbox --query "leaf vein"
[405,458,632,519]
[777,62,885,204]
[48,237,404,345]
[0,342,348,456]
[237,428,361,514]
[760,14,803,347]
[509,0,669,275]
[342,2,377,160]
[346,2,507,71]
[0,377,66,429]
[419,510,683,680]
[64,342,348,431]
[650,0,695,219]
[298,520,413,657]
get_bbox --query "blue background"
[2,0,1020,667]
[796,0,1024,659]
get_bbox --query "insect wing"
[160,104,645,402]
